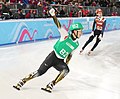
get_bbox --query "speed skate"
[41,87,52,93]
[13,85,21,90]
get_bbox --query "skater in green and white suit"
[13,8,83,93]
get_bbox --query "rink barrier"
[0,17,120,46]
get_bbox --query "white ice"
[0,30,120,99]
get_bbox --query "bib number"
[97,26,102,30]
[59,49,69,58]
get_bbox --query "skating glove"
[49,8,55,16]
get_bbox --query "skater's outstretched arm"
[49,8,61,29]
[52,16,61,28]
[49,8,68,39]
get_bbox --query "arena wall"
[0,17,120,46]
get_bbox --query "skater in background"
[80,8,106,55]
[13,8,83,93]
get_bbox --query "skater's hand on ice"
[49,8,55,16]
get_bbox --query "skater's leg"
[53,69,69,85]
[13,63,51,91]
[80,35,94,53]
[13,51,54,90]
[91,36,101,51]
[53,62,69,84]
[41,69,69,93]
[88,36,101,55]
[42,62,69,93]
[13,71,39,90]
[82,35,94,50]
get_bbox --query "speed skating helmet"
[96,8,102,15]
[69,23,83,31]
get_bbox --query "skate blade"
[41,87,52,93]
[13,85,20,91]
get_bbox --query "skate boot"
[41,81,55,93]
[13,79,26,90]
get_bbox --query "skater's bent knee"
[62,68,70,76]
[37,69,47,76]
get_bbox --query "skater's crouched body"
[13,8,83,93]
[37,51,70,83]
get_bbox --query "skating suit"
[37,35,79,75]
[92,16,106,34]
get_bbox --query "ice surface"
[0,30,120,99]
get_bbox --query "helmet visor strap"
[75,30,81,38]
[76,31,79,38]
